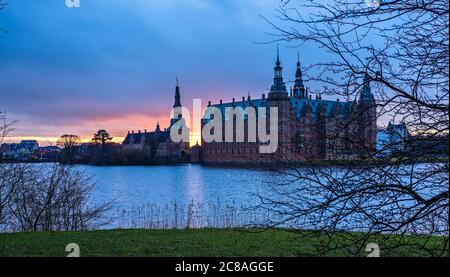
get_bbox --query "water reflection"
[184,164,205,205]
[80,164,267,211]
[72,164,270,228]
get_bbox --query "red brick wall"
[201,98,376,163]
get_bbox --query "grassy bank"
[0,228,447,257]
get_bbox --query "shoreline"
[1,156,447,168]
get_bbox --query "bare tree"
[57,134,81,164]
[1,113,109,232]
[4,164,111,232]
[0,112,16,145]
[0,112,17,230]
[256,0,449,256]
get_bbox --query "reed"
[113,200,266,229]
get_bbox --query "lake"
[78,164,277,228]
[84,164,271,207]
[2,162,445,232]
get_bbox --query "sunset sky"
[1,0,325,145]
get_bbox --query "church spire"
[173,78,181,108]
[170,78,183,128]
[293,51,306,98]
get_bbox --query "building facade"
[122,81,189,158]
[1,140,40,161]
[201,50,377,163]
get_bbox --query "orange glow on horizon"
[4,132,201,147]
[2,136,125,146]
[190,132,201,147]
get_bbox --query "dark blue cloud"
[0,0,316,138]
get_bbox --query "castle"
[121,50,377,164]
[122,80,189,158]
[200,50,377,163]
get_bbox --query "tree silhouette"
[92,129,113,146]
[0,112,16,145]
[56,134,81,164]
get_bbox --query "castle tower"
[292,52,306,98]
[267,47,293,159]
[268,45,289,100]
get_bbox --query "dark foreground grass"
[0,228,447,257]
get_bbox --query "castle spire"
[270,46,287,93]
[173,78,181,108]
[293,51,306,98]
[276,43,280,66]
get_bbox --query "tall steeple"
[173,78,182,108]
[270,45,287,93]
[170,78,183,128]
[292,51,306,98]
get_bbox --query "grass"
[0,228,447,257]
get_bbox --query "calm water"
[82,164,271,210]
[10,163,446,231]
[72,164,281,228]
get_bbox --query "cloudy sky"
[1,0,318,144]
